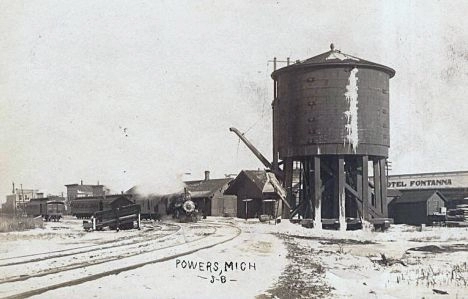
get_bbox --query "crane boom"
[230,127,290,215]
[229,127,273,170]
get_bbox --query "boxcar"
[134,195,168,220]
[45,201,65,221]
[26,199,65,221]
[25,199,47,218]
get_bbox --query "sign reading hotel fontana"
[387,172,468,190]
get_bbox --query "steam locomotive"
[166,190,199,222]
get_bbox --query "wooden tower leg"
[373,159,381,213]
[338,157,346,231]
[379,159,388,217]
[282,157,293,219]
[362,156,369,221]
[313,156,322,229]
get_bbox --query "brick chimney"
[204,170,210,181]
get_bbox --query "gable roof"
[224,170,269,196]
[125,186,139,194]
[184,178,232,199]
[390,190,447,205]
[243,170,268,191]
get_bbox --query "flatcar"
[71,195,134,218]
[26,199,65,221]
[83,203,141,231]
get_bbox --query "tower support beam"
[338,157,346,231]
[379,159,387,216]
[362,156,369,221]
[313,156,322,229]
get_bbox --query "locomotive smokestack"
[204,170,210,181]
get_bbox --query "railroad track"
[0,222,182,284]
[0,222,180,267]
[0,221,241,299]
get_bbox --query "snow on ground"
[1,216,468,299]
[254,220,468,299]
[28,217,288,299]
[0,217,141,259]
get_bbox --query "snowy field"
[259,221,468,299]
[0,217,467,298]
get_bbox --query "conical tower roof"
[271,44,395,79]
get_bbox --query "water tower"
[271,44,395,229]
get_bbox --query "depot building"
[387,170,468,210]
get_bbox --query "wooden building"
[184,172,236,217]
[3,188,41,215]
[224,170,281,219]
[388,190,447,225]
[65,181,106,201]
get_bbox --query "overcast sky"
[1,0,468,200]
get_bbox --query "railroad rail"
[0,221,241,299]
[0,222,179,267]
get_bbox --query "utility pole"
[20,184,25,217]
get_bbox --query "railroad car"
[134,195,168,220]
[71,195,134,218]
[83,203,141,231]
[26,199,65,221]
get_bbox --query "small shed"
[388,190,447,225]
[224,170,281,219]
